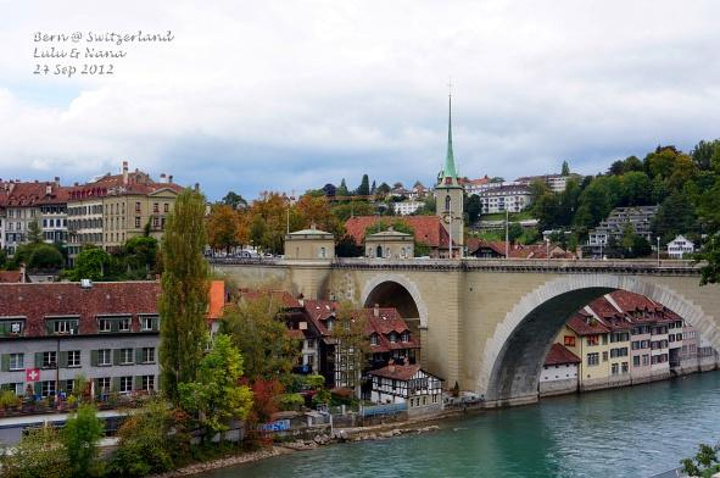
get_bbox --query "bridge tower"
[435,92,464,257]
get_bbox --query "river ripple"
[203,372,720,478]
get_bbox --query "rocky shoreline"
[151,419,447,477]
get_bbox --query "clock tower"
[435,92,464,257]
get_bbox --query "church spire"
[445,92,457,178]
[438,89,459,186]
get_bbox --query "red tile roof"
[467,238,507,256]
[545,343,581,366]
[369,364,421,381]
[0,271,24,283]
[345,216,450,248]
[566,312,610,336]
[0,181,70,207]
[0,282,161,337]
[302,300,419,352]
[208,280,226,320]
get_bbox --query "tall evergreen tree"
[561,160,570,176]
[159,188,210,404]
[337,178,349,197]
[357,174,370,196]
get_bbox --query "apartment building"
[477,184,532,214]
[0,179,69,255]
[587,206,659,253]
[392,200,423,216]
[0,281,161,398]
[515,174,581,193]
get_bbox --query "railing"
[208,256,702,275]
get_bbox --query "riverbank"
[150,409,463,477]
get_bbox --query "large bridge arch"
[360,273,429,329]
[479,274,720,406]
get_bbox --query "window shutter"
[94,378,101,396]
[91,350,98,367]
[136,348,144,364]
[34,382,41,396]
[113,349,121,366]
[153,317,159,331]
[58,351,69,368]
[111,319,119,333]
[59,380,68,393]
[45,321,54,335]
[134,376,143,390]
[0,354,10,372]
[35,352,43,368]
[112,377,120,392]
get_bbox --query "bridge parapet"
[331,258,701,276]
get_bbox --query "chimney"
[160,173,167,183]
[74,182,79,187]
[122,161,129,185]
[45,184,52,195]
[54,176,60,185]
[168,175,173,184]
[19,263,26,283]
[194,183,200,192]
[374,303,380,317]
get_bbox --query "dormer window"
[46,317,79,336]
[401,331,410,343]
[370,334,379,346]
[389,332,397,344]
[326,318,334,332]
[0,318,25,337]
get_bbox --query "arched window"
[445,195,451,212]
[319,246,326,258]
[376,245,383,258]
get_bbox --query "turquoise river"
[205,371,720,478]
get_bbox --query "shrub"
[0,426,70,478]
[279,393,305,411]
[62,404,105,477]
[0,389,21,409]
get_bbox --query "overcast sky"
[1,1,719,200]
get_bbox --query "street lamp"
[545,237,550,268]
[657,236,661,267]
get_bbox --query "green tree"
[561,160,570,176]
[27,243,64,271]
[159,188,210,404]
[221,191,248,210]
[375,182,391,196]
[70,246,112,281]
[179,334,253,435]
[109,399,184,477]
[698,234,720,285]
[0,426,70,478]
[691,139,720,171]
[357,174,371,196]
[508,222,523,244]
[620,171,652,206]
[681,443,720,478]
[27,220,43,243]
[465,194,482,224]
[337,178,349,197]
[221,294,300,383]
[653,191,698,243]
[62,404,105,477]
[123,236,159,278]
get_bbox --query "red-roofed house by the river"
[538,344,581,397]
[344,216,454,258]
[301,299,421,391]
[368,364,443,415]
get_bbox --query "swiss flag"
[26,368,41,382]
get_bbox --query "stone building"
[364,227,414,259]
[284,224,335,260]
[539,344,580,397]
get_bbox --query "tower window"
[445,196,451,212]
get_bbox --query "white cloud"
[1,0,719,198]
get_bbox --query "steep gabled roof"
[345,216,449,248]
[545,343,581,366]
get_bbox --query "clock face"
[443,215,451,224]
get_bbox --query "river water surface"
[204,372,720,477]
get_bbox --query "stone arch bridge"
[212,258,720,407]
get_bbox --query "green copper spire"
[440,93,458,183]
